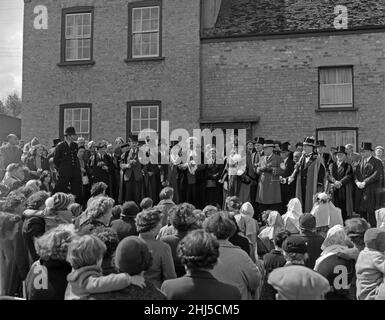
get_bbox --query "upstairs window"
[319,66,353,109]
[128,1,162,60]
[61,7,94,65]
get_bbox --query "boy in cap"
[356,228,385,300]
[268,235,330,300]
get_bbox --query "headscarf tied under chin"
[259,211,284,240]
[282,198,303,233]
[375,208,385,229]
[321,225,347,250]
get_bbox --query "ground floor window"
[316,127,358,151]
[127,101,161,138]
[59,103,91,141]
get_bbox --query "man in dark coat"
[279,142,296,214]
[289,137,326,213]
[327,146,354,221]
[316,140,333,169]
[354,142,383,227]
[90,142,113,196]
[142,143,161,204]
[119,136,143,205]
[205,148,224,207]
[53,127,82,202]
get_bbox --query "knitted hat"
[282,235,307,254]
[114,236,152,275]
[299,213,316,231]
[240,202,254,217]
[364,228,385,252]
[135,209,161,233]
[121,201,140,217]
[46,193,71,211]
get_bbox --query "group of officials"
[8,126,384,227]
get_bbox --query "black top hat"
[303,137,315,147]
[263,140,275,148]
[280,143,290,153]
[295,142,303,148]
[361,142,373,152]
[334,146,347,155]
[130,135,138,142]
[254,137,265,145]
[316,140,326,148]
[64,126,77,136]
[274,140,281,147]
[52,138,61,147]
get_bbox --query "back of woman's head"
[66,234,106,269]
[140,197,153,210]
[87,197,115,220]
[273,230,291,248]
[203,211,236,240]
[25,191,49,210]
[35,224,76,261]
[159,187,173,200]
[177,229,219,270]
[226,196,242,211]
[169,203,199,232]
[90,182,108,197]
[68,203,82,218]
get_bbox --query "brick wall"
[201,32,385,147]
[22,0,201,146]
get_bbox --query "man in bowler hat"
[53,127,82,203]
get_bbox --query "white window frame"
[319,66,353,109]
[63,108,91,140]
[131,6,160,58]
[130,105,159,135]
[317,128,357,152]
[65,12,92,61]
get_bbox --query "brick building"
[22,0,385,151]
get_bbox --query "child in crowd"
[356,228,385,300]
[65,234,146,299]
[68,203,83,221]
[238,202,259,247]
[140,198,153,211]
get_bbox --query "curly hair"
[273,230,291,248]
[169,203,199,232]
[177,230,219,270]
[225,196,242,211]
[87,197,115,220]
[67,234,106,269]
[35,224,76,261]
[3,192,26,212]
[203,211,237,240]
[25,191,50,210]
[90,182,108,197]
[91,226,119,259]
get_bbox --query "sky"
[0,0,23,102]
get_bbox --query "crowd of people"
[1,126,385,300]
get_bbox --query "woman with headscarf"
[282,198,303,234]
[314,225,356,300]
[258,211,284,252]
[375,208,385,229]
[310,192,343,238]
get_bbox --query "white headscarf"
[282,198,302,233]
[314,225,348,270]
[310,195,343,228]
[375,208,385,229]
[259,211,284,240]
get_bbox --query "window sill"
[57,60,96,67]
[124,57,165,63]
[316,107,358,113]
